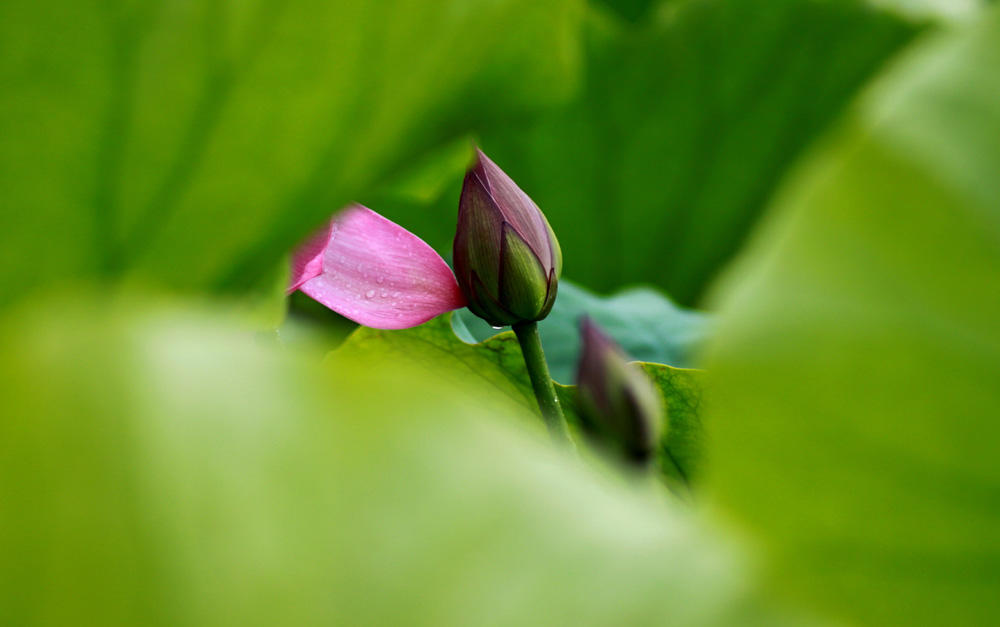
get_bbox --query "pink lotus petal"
[287,221,333,294]
[291,205,466,330]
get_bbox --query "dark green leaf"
[477,0,918,304]
[592,0,660,23]
[0,0,585,307]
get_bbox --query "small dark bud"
[575,317,662,465]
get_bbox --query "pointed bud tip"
[575,317,663,462]
[579,316,621,359]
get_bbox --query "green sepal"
[468,269,521,328]
[498,223,550,322]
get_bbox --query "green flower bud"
[453,148,562,327]
[575,317,662,465]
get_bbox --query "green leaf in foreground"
[0,0,584,308]
[338,313,705,491]
[704,7,1000,626]
[457,280,710,383]
[0,289,768,625]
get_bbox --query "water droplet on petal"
[365,290,376,298]
[376,276,384,284]
[381,292,388,298]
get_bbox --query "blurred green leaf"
[458,280,710,383]
[871,0,985,23]
[0,0,584,308]
[476,0,918,304]
[593,0,660,23]
[360,137,477,261]
[340,312,705,491]
[377,136,476,206]
[0,289,771,625]
[704,7,1000,625]
[339,314,542,421]
[233,254,290,330]
[276,290,360,354]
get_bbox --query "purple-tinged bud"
[453,148,562,327]
[575,317,662,464]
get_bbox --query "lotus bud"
[575,317,662,464]
[453,148,562,327]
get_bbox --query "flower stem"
[512,321,575,451]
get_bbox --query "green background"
[2,0,998,624]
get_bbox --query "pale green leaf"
[0,289,767,625]
[704,7,1000,625]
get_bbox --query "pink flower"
[288,205,466,330]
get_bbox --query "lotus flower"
[453,148,562,328]
[576,317,662,464]
[288,205,466,330]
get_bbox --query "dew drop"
[376,276,384,284]
[392,291,401,297]
[381,292,388,298]
[365,290,376,298]
[491,325,503,330]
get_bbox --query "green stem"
[512,321,575,451]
